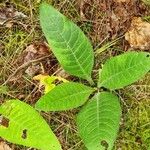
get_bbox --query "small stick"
[2,55,51,86]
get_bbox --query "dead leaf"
[115,0,131,3]
[13,11,27,18]
[0,142,12,150]
[0,12,7,25]
[33,74,69,93]
[25,64,41,77]
[0,5,27,26]
[125,17,150,50]
[24,44,37,63]
[38,42,50,55]
[5,21,13,28]
[24,42,50,63]
[23,42,51,77]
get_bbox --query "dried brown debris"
[0,142,12,150]
[0,4,27,27]
[125,17,150,50]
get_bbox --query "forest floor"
[0,0,150,150]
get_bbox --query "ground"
[0,0,150,150]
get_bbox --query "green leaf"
[35,82,94,111]
[77,92,121,150]
[0,100,62,150]
[40,3,94,83]
[98,51,150,90]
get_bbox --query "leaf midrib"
[58,30,91,80]
[45,89,93,102]
[47,17,92,81]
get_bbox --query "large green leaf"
[35,82,94,111]
[40,3,94,84]
[0,100,62,150]
[98,51,150,90]
[77,92,121,150]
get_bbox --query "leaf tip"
[34,101,42,111]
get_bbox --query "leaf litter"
[0,142,12,150]
[0,4,27,27]
[125,17,150,50]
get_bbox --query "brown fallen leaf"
[125,17,150,50]
[23,42,50,77]
[24,42,50,63]
[115,0,131,2]
[0,4,27,26]
[0,142,12,150]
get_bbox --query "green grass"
[115,74,150,150]
[142,0,150,6]
[0,0,150,150]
